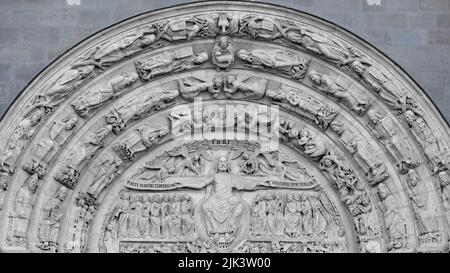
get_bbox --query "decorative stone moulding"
[0,1,449,253]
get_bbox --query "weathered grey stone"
[419,0,450,11]
[408,13,437,28]
[0,1,448,254]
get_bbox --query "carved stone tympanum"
[0,1,449,253]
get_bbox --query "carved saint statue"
[34,65,95,110]
[72,72,138,117]
[405,169,438,235]
[405,110,446,173]
[135,48,208,81]
[1,109,44,174]
[309,71,369,114]
[75,24,165,69]
[8,174,39,246]
[88,159,123,199]
[367,109,416,170]
[280,25,350,64]
[377,183,406,251]
[238,48,310,80]
[212,36,234,71]
[164,156,273,246]
[38,186,68,251]
[343,58,404,112]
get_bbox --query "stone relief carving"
[308,70,370,115]
[54,133,104,189]
[113,126,169,163]
[330,120,389,186]
[37,186,69,252]
[135,47,208,81]
[279,119,383,251]
[33,65,96,111]
[6,174,39,248]
[0,109,45,175]
[267,85,337,131]
[72,72,139,118]
[64,192,97,253]
[276,21,352,65]
[178,74,268,101]
[105,90,178,135]
[405,109,448,174]
[404,169,441,245]
[212,36,234,71]
[87,158,124,199]
[98,141,351,253]
[367,109,417,172]
[376,183,407,251]
[238,48,311,80]
[343,56,405,114]
[75,24,167,70]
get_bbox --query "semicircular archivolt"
[0,1,449,253]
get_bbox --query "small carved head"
[237,49,252,63]
[349,61,366,75]
[377,183,390,200]
[217,156,229,173]
[404,110,417,124]
[309,72,322,85]
[367,110,383,124]
[57,186,68,201]
[153,194,160,203]
[407,169,419,187]
[64,116,78,130]
[27,173,39,193]
[218,36,230,48]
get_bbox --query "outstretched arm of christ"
[163,175,215,190]
[231,174,275,191]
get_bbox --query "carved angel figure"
[238,48,310,80]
